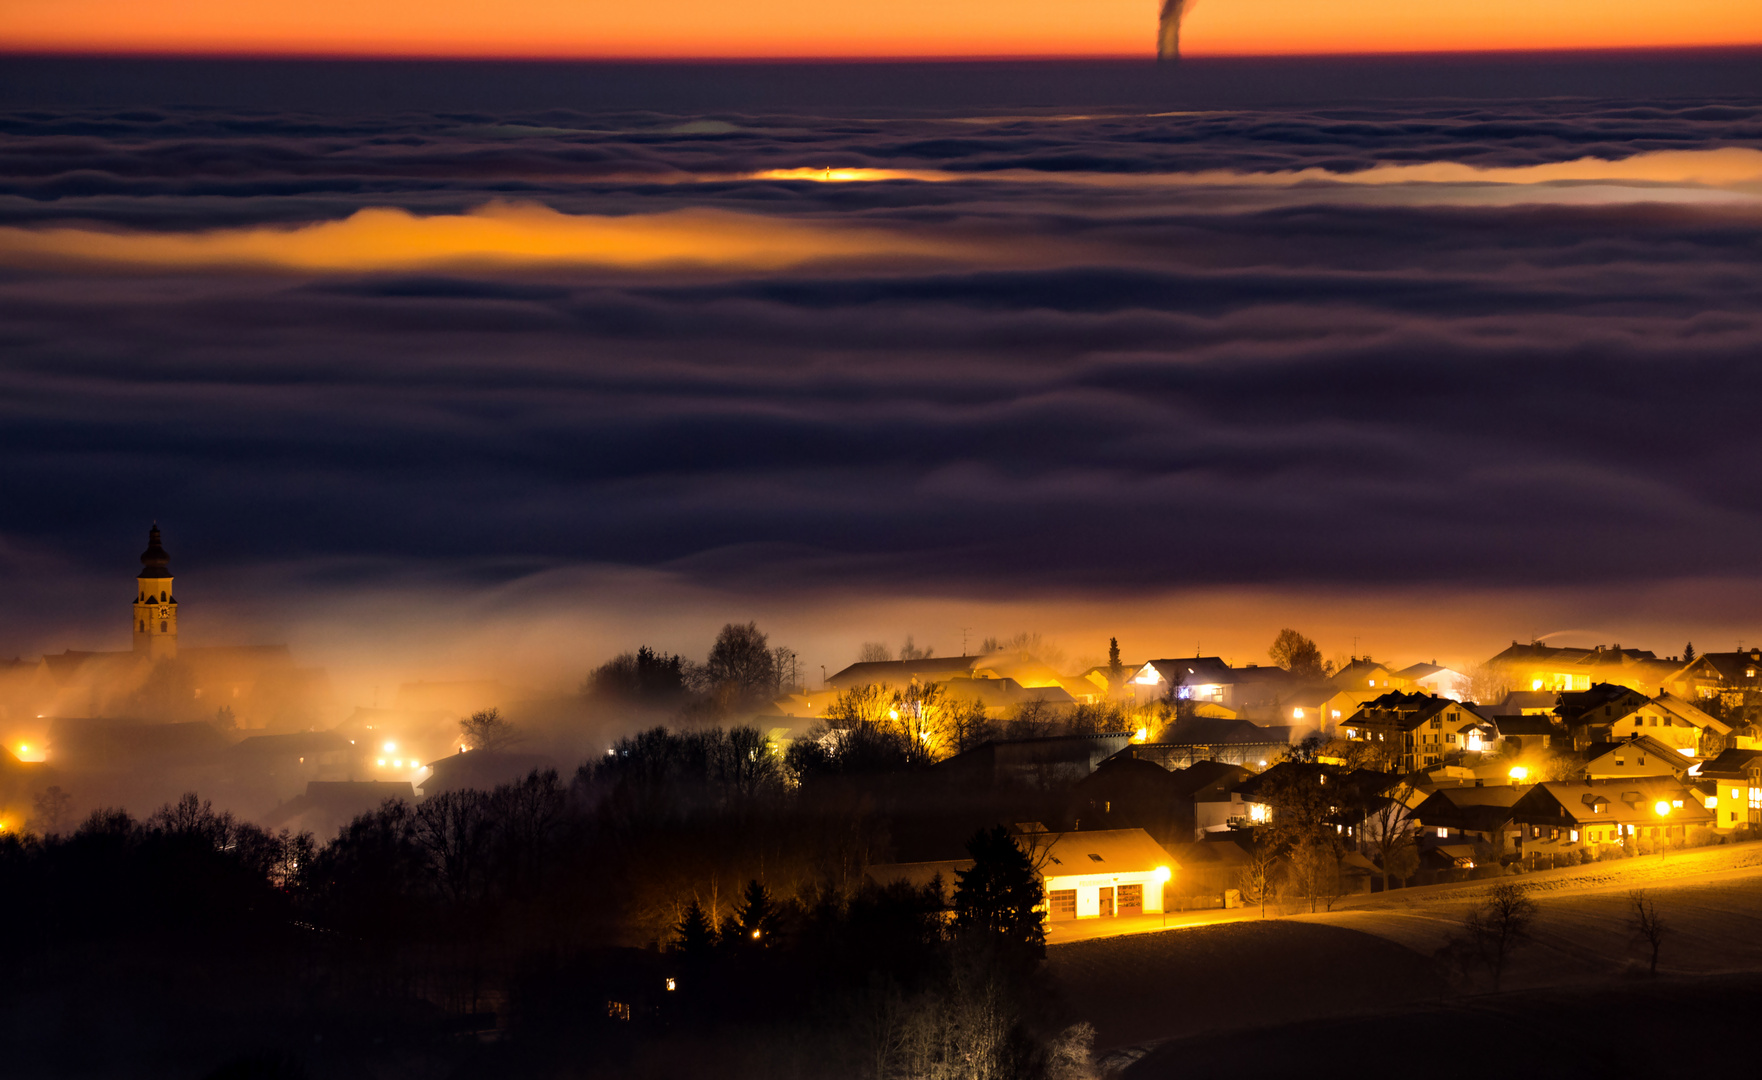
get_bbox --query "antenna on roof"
[961,627,970,655]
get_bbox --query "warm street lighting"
[1654,801,1671,817]
[1154,866,1172,883]
[1509,766,1528,782]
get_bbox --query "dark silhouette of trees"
[952,826,1045,960]
[587,645,689,701]
[1107,637,1124,690]
[1683,641,1697,664]
[705,621,778,704]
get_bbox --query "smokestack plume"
[1158,0,1192,62]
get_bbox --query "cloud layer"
[3,72,1762,669]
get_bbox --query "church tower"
[132,524,178,660]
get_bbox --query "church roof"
[138,524,172,579]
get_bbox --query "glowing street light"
[1509,766,1529,783]
[1654,800,1671,817]
[383,740,396,753]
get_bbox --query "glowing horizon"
[3,0,1760,60]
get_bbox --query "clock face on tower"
[158,606,170,618]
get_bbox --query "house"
[1220,761,1354,837]
[419,749,557,796]
[866,825,1176,923]
[1021,826,1175,921]
[1608,694,1731,758]
[1490,714,1567,755]
[1393,662,1468,699]
[1486,641,1679,696]
[1329,658,1408,694]
[1497,690,1561,716]
[1340,693,1484,772]
[1412,784,1525,846]
[1169,759,1256,838]
[1128,716,1295,771]
[1695,747,1762,830]
[827,652,1097,705]
[1665,648,1762,704]
[1554,684,1652,745]
[1575,735,1692,781]
[938,732,1133,788]
[1070,755,1187,841]
[1128,658,1298,717]
[1508,777,1714,852]
[1277,685,1365,734]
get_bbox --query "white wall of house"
[1044,870,1166,918]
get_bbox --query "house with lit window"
[867,825,1177,924]
[1128,658,1297,717]
[1392,662,1468,699]
[1487,642,1679,696]
[1665,648,1762,704]
[1575,735,1692,781]
[1412,784,1525,847]
[1695,747,1762,831]
[1507,777,1714,852]
[1023,826,1176,921]
[1606,694,1731,758]
[1278,685,1368,734]
[1554,684,1652,746]
[1489,714,1567,755]
[1341,693,1484,773]
[1330,657,1405,693]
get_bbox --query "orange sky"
[4,0,1761,58]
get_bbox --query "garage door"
[1117,883,1142,917]
[1048,889,1077,921]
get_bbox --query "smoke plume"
[1158,0,1193,61]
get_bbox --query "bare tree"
[460,707,518,752]
[1460,882,1537,991]
[1455,663,1512,707]
[1237,830,1280,917]
[858,642,893,663]
[1628,889,1667,976]
[1362,780,1422,892]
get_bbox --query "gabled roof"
[1577,735,1691,776]
[827,655,981,688]
[1697,747,1762,778]
[1151,717,1295,747]
[1394,662,1453,681]
[1492,715,1563,737]
[1677,650,1762,683]
[1027,828,1176,878]
[1135,657,1225,685]
[1167,758,1254,798]
[1511,777,1713,826]
[1641,693,1731,735]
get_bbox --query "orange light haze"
[3,0,1759,58]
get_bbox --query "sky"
[3,55,1762,695]
[4,0,1762,59]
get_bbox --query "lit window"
[1293,708,1305,720]
[1569,830,1579,842]
[1706,796,1718,809]
[1437,827,1447,838]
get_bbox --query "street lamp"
[1654,800,1671,858]
[1508,766,1528,783]
[1155,866,1172,927]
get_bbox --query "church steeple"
[133,523,177,659]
